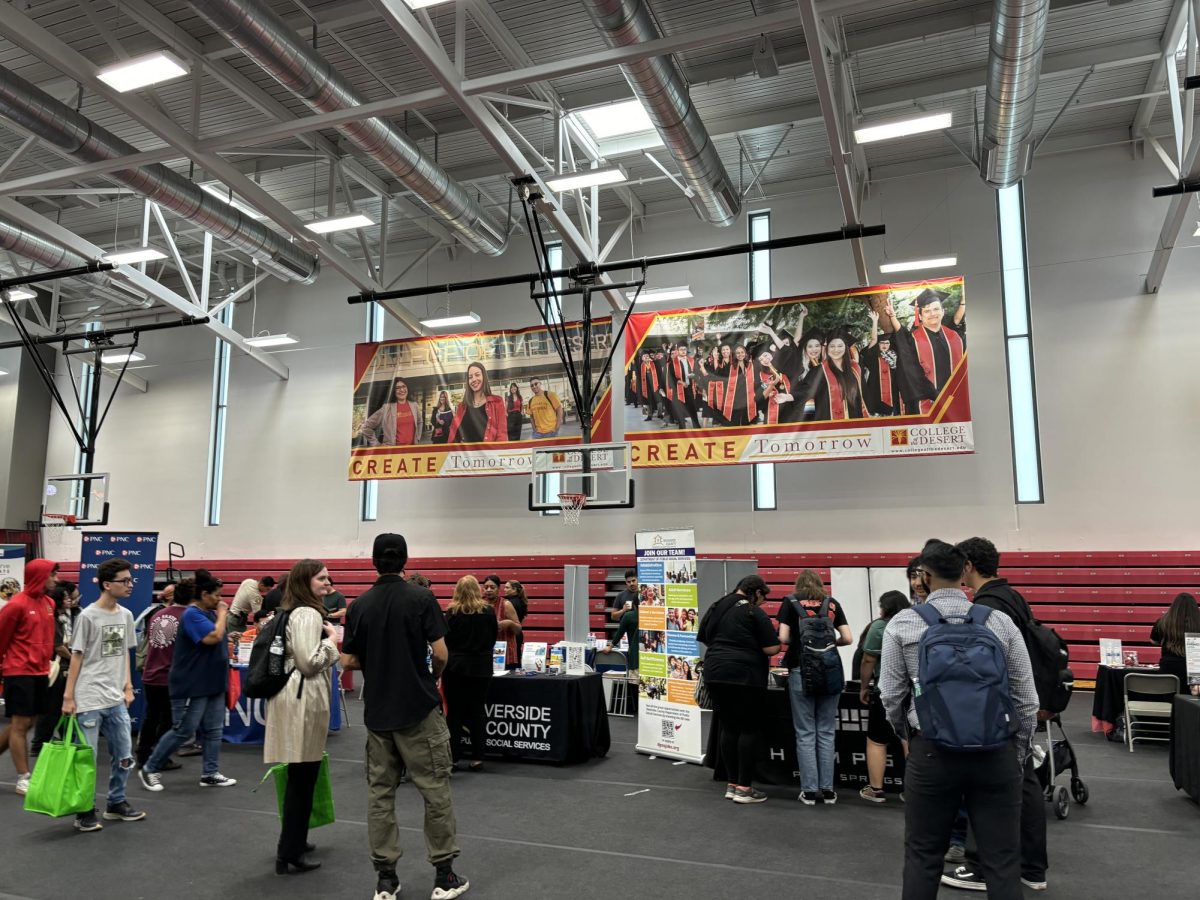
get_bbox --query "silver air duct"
[980,0,1049,188]
[187,0,507,257]
[0,216,110,292]
[582,0,740,227]
[0,66,318,284]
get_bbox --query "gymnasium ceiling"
[0,0,1189,373]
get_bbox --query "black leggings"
[278,760,322,861]
[136,684,173,765]
[442,672,491,762]
[708,682,768,788]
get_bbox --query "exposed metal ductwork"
[0,215,109,292]
[980,0,1049,188]
[187,0,507,257]
[582,0,740,227]
[0,65,318,284]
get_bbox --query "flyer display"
[635,528,703,762]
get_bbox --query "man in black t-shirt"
[341,534,469,900]
[606,569,641,669]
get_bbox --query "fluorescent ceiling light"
[627,286,693,304]
[0,369,7,375]
[96,51,189,92]
[244,333,299,348]
[420,312,482,328]
[576,99,656,138]
[104,247,167,265]
[879,256,958,274]
[545,166,628,193]
[200,183,265,219]
[404,0,454,8]
[1,288,36,301]
[854,112,953,144]
[305,213,374,234]
[100,350,145,364]
[1194,222,1200,237]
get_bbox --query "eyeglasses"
[111,577,135,585]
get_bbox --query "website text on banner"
[620,276,971,468]
[348,318,614,480]
[635,528,704,763]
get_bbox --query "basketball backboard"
[42,473,110,526]
[529,442,634,511]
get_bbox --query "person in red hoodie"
[0,558,59,795]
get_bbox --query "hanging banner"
[636,527,703,763]
[79,532,159,728]
[620,276,971,468]
[0,544,25,589]
[348,319,613,480]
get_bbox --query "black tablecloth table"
[463,672,609,765]
[1091,665,1169,737]
[1169,695,1200,802]
[704,684,905,792]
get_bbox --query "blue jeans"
[144,693,224,777]
[950,805,969,849]
[787,669,840,792]
[531,429,559,440]
[77,703,134,807]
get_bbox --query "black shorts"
[866,691,897,745]
[3,674,49,718]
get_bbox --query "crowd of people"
[626,289,966,428]
[357,366,568,447]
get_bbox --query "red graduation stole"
[912,325,963,413]
[876,352,893,407]
[640,360,659,396]
[722,362,757,421]
[670,357,688,402]
[821,361,865,420]
[758,370,791,424]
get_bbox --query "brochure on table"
[1185,633,1200,686]
[635,527,703,764]
[493,642,507,674]
[1099,638,1123,668]
[522,642,548,674]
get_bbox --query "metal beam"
[1132,0,1190,137]
[1145,130,1200,293]
[799,0,867,283]
[0,196,288,380]
[368,0,628,311]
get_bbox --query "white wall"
[42,144,1200,560]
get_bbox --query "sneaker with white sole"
[1021,877,1048,891]
[723,783,735,800]
[820,789,837,805]
[374,870,401,900]
[797,791,820,806]
[941,866,987,891]
[74,810,103,832]
[15,773,31,796]
[731,786,768,804]
[103,801,147,821]
[944,845,967,864]
[199,773,237,788]
[431,864,470,899]
[138,768,164,792]
[859,785,887,803]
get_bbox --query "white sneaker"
[138,768,164,792]
[199,773,237,788]
[15,773,31,795]
[1021,877,1048,891]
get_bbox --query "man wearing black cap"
[886,289,966,416]
[341,534,469,900]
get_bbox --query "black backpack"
[243,610,303,700]
[790,596,844,696]
[976,586,1074,714]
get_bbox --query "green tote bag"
[259,752,335,829]
[24,716,97,817]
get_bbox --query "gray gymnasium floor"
[0,699,1194,900]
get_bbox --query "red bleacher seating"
[52,551,1193,686]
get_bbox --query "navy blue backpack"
[912,604,1018,751]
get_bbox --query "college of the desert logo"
[889,429,909,447]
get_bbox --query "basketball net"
[558,492,587,526]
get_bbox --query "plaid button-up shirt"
[879,588,1039,760]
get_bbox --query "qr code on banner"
[661,720,676,740]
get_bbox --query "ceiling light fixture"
[200,183,265,219]
[100,350,146,364]
[420,312,482,328]
[575,99,656,138]
[96,51,189,92]
[879,256,958,274]
[103,247,167,265]
[403,0,454,8]
[244,333,299,348]
[545,166,628,193]
[854,112,953,144]
[626,286,694,304]
[305,213,374,234]
[1,288,36,301]
[0,368,7,376]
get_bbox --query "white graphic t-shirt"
[71,603,137,713]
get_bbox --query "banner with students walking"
[348,319,614,480]
[619,276,972,469]
[635,527,703,763]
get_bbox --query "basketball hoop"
[557,492,587,526]
[41,513,77,527]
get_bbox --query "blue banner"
[79,532,159,728]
